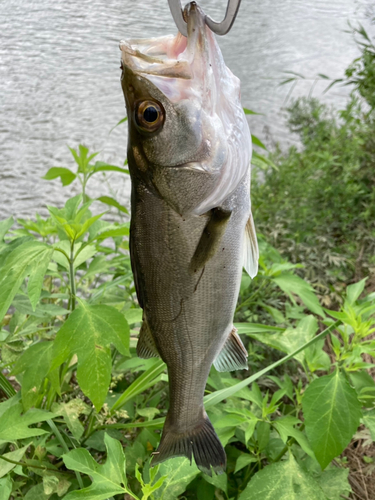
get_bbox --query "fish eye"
[135,100,165,132]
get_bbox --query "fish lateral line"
[193,266,205,292]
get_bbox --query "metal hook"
[167,0,242,37]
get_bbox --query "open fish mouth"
[120,2,235,103]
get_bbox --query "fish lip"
[119,1,208,78]
[184,1,206,35]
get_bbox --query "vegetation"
[252,22,375,306]
[0,22,374,500]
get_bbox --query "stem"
[82,174,88,203]
[0,455,73,475]
[69,240,76,311]
[46,383,57,411]
[0,371,16,398]
[59,355,75,393]
[273,423,305,462]
[53,247,70,263]
[238,460,257,496]
[81,409,96,443]
[47,420,84,489]
[235,279,268,313]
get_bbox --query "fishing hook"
[167,0,242,37]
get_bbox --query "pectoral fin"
[214,327,248,372]
[137,317,160,359]
[190,207,231,272]
[243,214,259,278]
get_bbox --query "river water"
[0,0,373,219]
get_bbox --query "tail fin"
[151,413,226,475]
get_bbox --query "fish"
[120,1,258,475]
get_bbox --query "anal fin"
[243,213,259,278]
[214,327,248,372]
[137,317,159,359]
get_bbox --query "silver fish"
[120,2,258,474]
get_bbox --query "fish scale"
[120,2,258,474]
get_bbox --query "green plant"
[251,22,375,303]
[0,155,374,498]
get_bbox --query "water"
[0,0,373,219]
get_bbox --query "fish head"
[120,2,251,215]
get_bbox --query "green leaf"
[203,472,227,494]
[111,359,166,413]
[109,116,128,134]
[0,241,52,322]
[197,478,215,500]
[97,196,129,214]
[13,341,57,410]
[252,151,278,171]
[304,338,331,373]
[124,308,143,325]
[257,421,270,451]
[239,454,327,500]
[42,167,77,186]
[51,399,88,440]
[302,369,362,469]
[242,315,318,366]
[350,371,375,406]
[73,244,97,269]
[95,225,129,241]
[243,108,262,115]
[63,434,132,500]
[252,135,267,150]
[42,473,71,497]
[27,247,54,310]
[235,323,284,335]
[12,295,66,319]
[0,402,55,443]
[93,162,129,175]
[152,458,200,500]
[137,407,160,421]
[214,413,248,429]
[0,445,28,478]
[0,476,12,500]
[138,464,167,498]
[24,483,51,500]
[273,273,325,318]
[0,217,14,241]
[273,416,315,459]
[315,468,351,500]
[234,454,257,474]
[345,278,367,305]
[76,213,106,240]
[52,241,97,270]
[51,303,130,411]
[65,195,83,220]
[84,429,123,452]
[362,408,375,440]
[84,256,110,279]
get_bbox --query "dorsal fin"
[243,213,259,278]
